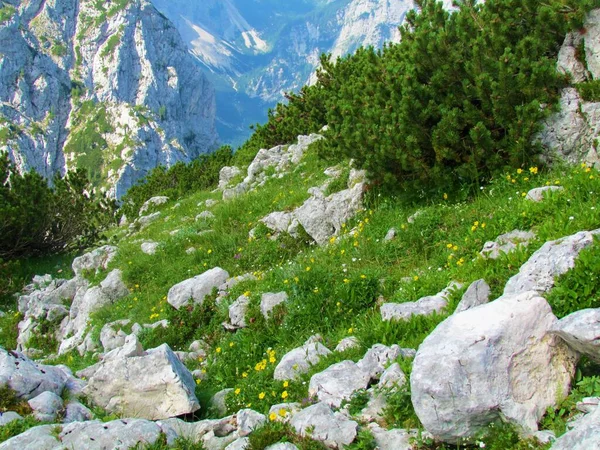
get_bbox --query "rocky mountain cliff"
[153,0,453,145]
[0,0,218,199]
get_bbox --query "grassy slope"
[2,145,600,448]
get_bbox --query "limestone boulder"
[72,246,117,277]
[219,166,242,190]
[550,405,600,450]
[141,242,159,255]
[411,291,577,443]
[168,267,229,310]
[480,230,536,260]
[308,360,370,408]
[64,400,94,423]
[139,196,169,216]
[78,343,200,420]
[290,402,357,449]
[454,279,491,314]
[526,186,564,202]
[260,292,289,319]
[28,391,64,422]
[357,344,402,379]
[236,409,266,437]
[228,295,250,329]
[274,338,332,381]
[381,283,459,322]
[551,309,600,362]
[368,424,417,450]
[335,336,360,353]
[504,229,600,296]
[0,412,22,427]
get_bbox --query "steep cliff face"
[0,0,217,199]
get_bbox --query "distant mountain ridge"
[153,0,454,145]
[0,0,218,199]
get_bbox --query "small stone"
[196,211,216,221]
[260,292,289,319]
[236,409,266,437]
[335,336,360,353]
[384,228,396,241]
[0,412,23,427]
[141,242,159,255]
[526,186,564,202]
[28,391,64,422]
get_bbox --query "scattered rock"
[196,211,216,221]
[550,404,600,450]
[0,348,77,400]
[72,246,118,277]
[210,389,233,418]
[335,336,360,353]
[0,424,60,449]
[228,295,250,329]
[219,167,242,190]
[381,283,459,322]
[290,402,358,449]
[309,360,371,408]
[504,229,600,296]
[236,409,266,437]
[265,443,299,450]
[357,344,402,379]
[64,400,94,423]
[378,363,407,390]
[480,230,536,260]
[260,211,297,237]
[454,279,491,314]
[384,228,396,241]
[411,291,577,443]
[167,267,230,310]
[0,412,22,427]
[141,242,159,255]
[407,210,423,224]
[205,199,218,208]
[139,196,169,216]
[226,437,250,450]
[137,212,161,230]
[100,320,131,353]
[260,292,289,319]
[28,391,64,422]
[551,309,600,362]
[368,424,418,450]
[186,247,196,255]
[268,403,302,423]
[577,397,600,414]
[78,343,200,420]
[526,186,564,202]
[274,338,332,381]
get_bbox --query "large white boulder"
[308,360,370,408]
[167,267,229,310]
[78,343,200,420]
[504,229,600,296]
[72,246,118,277]
[411,291,577,443]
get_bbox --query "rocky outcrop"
[0,0,217,199]
[454,279,490,314]
[539,10,600,168]
[411,291,577,443]
[77,341,200,420]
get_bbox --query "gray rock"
[334,336,360,353]
[268,403,302,423]
[137,212,162,230]
[357,344,402,380]
[223,182,250,200]
[63,400,94,423]
[202,429,240,450]
[260,211,296,236]
[141,242,159,255]
[196,211,216,221]
[100,320,131,353]
[454,279,491,314]
[533,430,556,445]
[557,32,589,83]
[260,292,289,319]
[168,267,230,310]
[308,360,371,408]
[384,228,396,241]
[236,409,266,437]
[0,424,59,449]
[411,291,577,443]
[78,343,199,420]
[99,270,130,301]
[526,186,564,202]
[28,391,64,422]
[0,348,74,400]
[480,230,536,260]
[290,402,358,449]
[139,196,169,216]
[368,424,416,450]
[102,334,145,360]
[378,363,407,390]
[577,397,600,414]
[356,390,388,422]
[295,182,365,245]
[551,309,600,362]
[550,404,600,450]
[210,389,233,418]
[504,229,600,296]
[219,167,242,190]
[265,444,299,450]
[407,210,423,224]
[274,339,332,381]
[0,412,23,427]
[72,246,118,277]
[225,437,250,450]
[228,295,250,329]
[381,283,459,322]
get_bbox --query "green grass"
[2,141,600,447]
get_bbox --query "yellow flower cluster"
[470,221,486,232]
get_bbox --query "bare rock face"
[411,291,577,444]
[78,342,200,420]
[1,0,217,199]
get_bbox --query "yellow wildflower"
[259,392,266,400]
[269,412,277,421]
[281,391,288,399]
[235,388,241,395]
[283,381,289,388]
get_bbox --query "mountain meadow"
[2,0,600,449]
